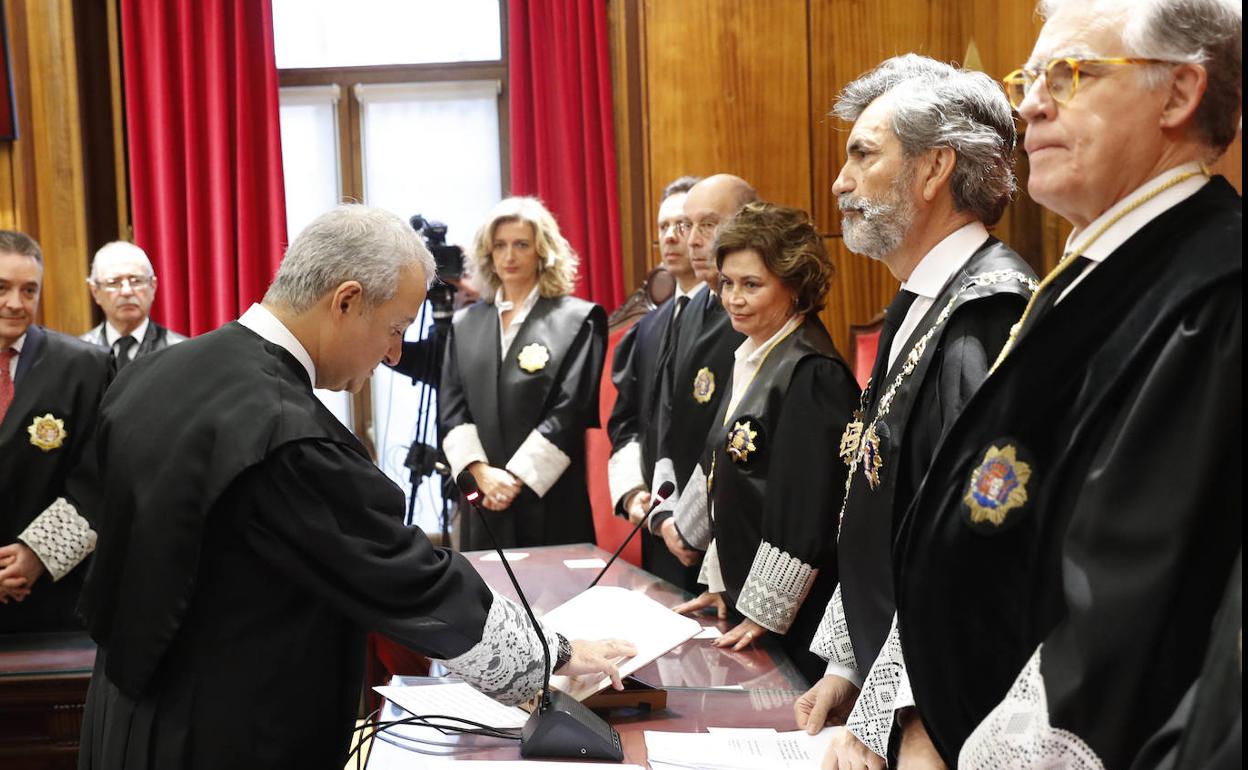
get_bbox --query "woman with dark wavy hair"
[667,201,859,684]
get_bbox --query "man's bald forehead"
[687,174,758,216]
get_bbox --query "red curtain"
[120,0,287,336]
[508,0,624,311]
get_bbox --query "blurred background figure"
[80,241,186,372]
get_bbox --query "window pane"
[277,85,353,427]
[362,79,502,532]
[273,0,502,69]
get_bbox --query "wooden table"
[0,632,96,770]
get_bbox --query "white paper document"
[540,586,702,701]
[563,557,608,569]
[645,726,842,770]
[373,681,529,729]
[479,551,529,562]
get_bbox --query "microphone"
[588,481,676,589]
[455,471,623,762]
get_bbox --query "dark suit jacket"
[80,320,187,360]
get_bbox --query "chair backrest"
[848,312,885,390]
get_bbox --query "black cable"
[347,712,522,765]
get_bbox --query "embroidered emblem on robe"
[517,343,550,373]
[862,424,884,489]
[28,413,68,452]
[964,443,1032,527]
[839,415,864,467]
[726,419,759,463]
[692,367,716,403]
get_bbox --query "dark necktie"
[662,295,690,358]
[867,289,918,410]
[0,348,16,424]
[113,335,139,372]
[1014,256,1092,342]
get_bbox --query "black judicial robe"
[0,325,110,632]
[441,295,607,550]
[77,323,507,770]
[838,240,1034,672]
[608,297,703,589]
[706,318,857,683]
[894,178,1242,767]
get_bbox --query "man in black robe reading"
[894,1,1242,767]
[795,55,1036,770]
[77,205,634,770]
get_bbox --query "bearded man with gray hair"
[792,54,1037,769]
[76,205,633,769]
[891,0,1242,767]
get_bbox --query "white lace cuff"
[671,464,712,550]
[960,646,1106,769]
[443,423,488,478]
[736,541,817,634]
[647,457,679,532]
[505,429,571,497]
[607,441,645,508]
[810,585,862,686]
[17,498,97,582]
[437,590,558,707]
[697,539,726,593]
[846,614,911,758]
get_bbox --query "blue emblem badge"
[963,443,1033,530]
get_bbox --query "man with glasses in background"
[81,241,186,371]
[893,0,1242,767]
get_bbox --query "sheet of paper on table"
[374,681,529,729]
[540,585,702,701]
[563,557,608,569]
[479,551,529,561]
[644,726,842,770]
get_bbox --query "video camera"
[410,214,466,323]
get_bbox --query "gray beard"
[838,187,915,262]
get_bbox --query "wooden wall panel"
[643,0,812,240]
[819,238,896,362]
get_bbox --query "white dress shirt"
[238,304,317,386]
[495,284,542,361]
[889,221,991,370]
[6,332,24,379]
[104,317,151,362]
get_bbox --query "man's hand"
[660,519,700,566]
[0,543,45,604]
[672,590,726,618]
[561,639,638,690]
[824,728,885,770]
[714,618,768,651]
[896,708,947,770]
[623,489,651,525]
[468,462,522,511]
[794,674,860,733]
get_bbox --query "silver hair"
[265,204,435,313]
[833,54,1018,226]
[90,241,154,280]
[1039,0,1242,152]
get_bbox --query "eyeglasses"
[1002,57,1177,109]
[659,220,692,237]
[92,275,153,292]
[689,219,719,239]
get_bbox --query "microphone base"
[520,689,624,762]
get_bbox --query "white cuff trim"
[810,584,861,685]
[672,464,712,550]
[846,615,913,758]
[443,423,488,478]
[736,541,817,634]
[647,457,679,532]
[607,441,646,508]
[17,498,97,582]
[959,646,1106,769]
[504,429,572,497]
[436,590,558,707]
[697,539,726,593]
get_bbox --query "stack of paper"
[540,585,702,701]
[644,726,842,770]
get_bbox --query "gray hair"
[90,241,154,280]
[833,54,1017,226]
[266,204,434,313]
[661,175,702,201]
[1039,0,1242,153]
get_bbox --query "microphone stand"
[455,472,623,762]
[589,481,675,589]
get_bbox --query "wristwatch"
[554,632,573,672]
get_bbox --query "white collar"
[494,284,541,314]
[675,280,706,302]
[901,221,991,299]
[735,315,802,366]
[1066,161,1209,263]
[238,303,317,387]
[6,331,26,356]
[105,317,150,347]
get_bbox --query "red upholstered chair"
[849,313,885,390]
